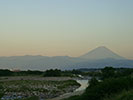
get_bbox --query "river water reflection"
[75,80,89,92]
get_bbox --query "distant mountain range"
[0,46,133,70]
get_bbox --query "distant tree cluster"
[0,67,132,78]
[83,67,133,80]
[71,69,82,74]
[101,67,115,79]
[0,69,13,76]
[0,69,43,77]
[14,70,44,76]
[0,68,83,77]
[43,69,83,77]
[100,67,133,80]
[44,69,61,77]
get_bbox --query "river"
[75,80,89,91]
[48,79,89,100]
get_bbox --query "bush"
[89,77,99,88]
[83,76,133,100]
[101,67,115,80]
[104,90,133,100]
[65,76,133,100]
[0,69,13,76]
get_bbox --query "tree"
[101,67,115,80]
[44,69,61,77]
[89,77,99,88]
[0,69,13,76]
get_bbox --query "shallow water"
[75,80,89,91]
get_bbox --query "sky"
[0,0,133,59]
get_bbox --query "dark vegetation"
[43,69,82,77]
[0,67,133,100]
[104,90,133,100]
[43,69,62,77]
[64,67,133,100]
[81,67,133,78]
[0,69,13,76]
[0,69,43,76]
[0,69,83,77]
[1,67,132,78]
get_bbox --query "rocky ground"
[0,76,80,100]
[47,90,84,100]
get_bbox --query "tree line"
[0,69,82,77]
[0,67,133,78]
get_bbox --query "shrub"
[83,76,133,100]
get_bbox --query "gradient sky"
[0,0,133,59]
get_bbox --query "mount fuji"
[80,46,125,60]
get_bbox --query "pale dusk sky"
[0,0,133,59]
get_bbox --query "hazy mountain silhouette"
[0,46,132,70]
[70,58,133,69]
[80,46,125,60]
